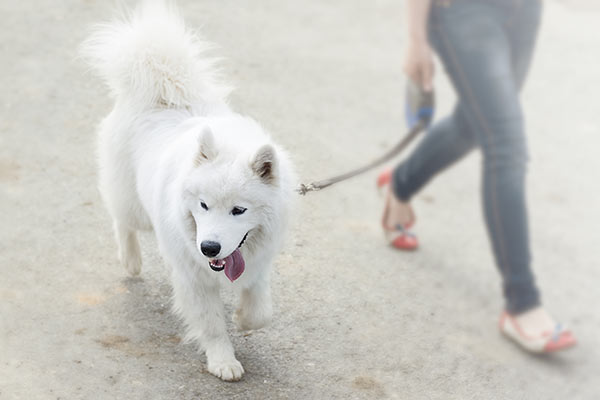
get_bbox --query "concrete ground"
[1,0,599,399]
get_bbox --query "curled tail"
[81,0,229,110]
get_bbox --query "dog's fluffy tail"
[81,0,229,110]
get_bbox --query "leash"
[297,81,435,195]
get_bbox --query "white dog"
[82,1,295,381]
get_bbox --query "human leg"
[429,0,574,351]
[429,0,539,313]
[382,105,476,248]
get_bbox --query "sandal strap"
[550,323,572,342]
[394,224,416,237]
[552,323,562,341]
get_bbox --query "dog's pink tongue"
[223,249,245,282]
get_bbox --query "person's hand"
[403,38,435,92]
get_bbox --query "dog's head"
[182,120,281,281]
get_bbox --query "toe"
[544,331,577,352]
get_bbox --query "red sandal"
[499,311,577,353]
[378,169,419,251]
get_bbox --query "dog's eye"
[231,206,247,216]
[200,201,208,211]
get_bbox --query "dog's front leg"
[234,274,272,331]
[172,272,244,381]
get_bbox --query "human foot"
[383,188,415,230]
[377,169,418,250]
[499,307,576,353]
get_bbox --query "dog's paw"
[124,256,142,276]
[207,358,244,381]
[119,251,141,276]
[233,306,272,331]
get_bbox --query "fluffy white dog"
[82,1,295,381]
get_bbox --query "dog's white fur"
[82,1,294,381]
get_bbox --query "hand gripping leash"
[297,80,435,195]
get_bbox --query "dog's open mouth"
[208,232,249,282]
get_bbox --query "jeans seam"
[433,25,514,290]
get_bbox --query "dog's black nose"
[200,240,221,258]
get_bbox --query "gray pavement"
[1,1,599,399]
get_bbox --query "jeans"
[392,0,543,314]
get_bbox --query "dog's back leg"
[115,222,142,276]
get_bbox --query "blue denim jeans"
[392,0,543,313]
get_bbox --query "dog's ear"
[195,126,217,165]
[251,144,277,184]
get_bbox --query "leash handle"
[405,79,434,130]
[297,81,435,195]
